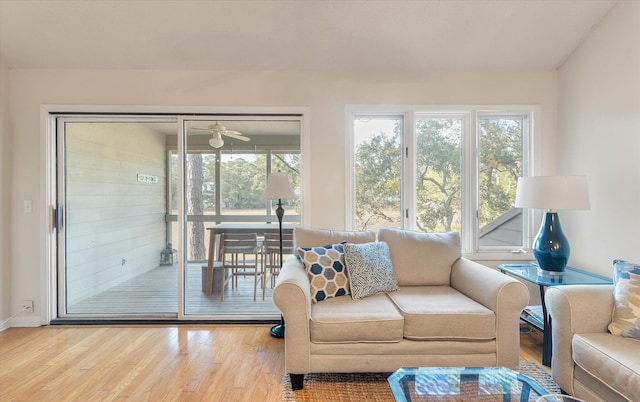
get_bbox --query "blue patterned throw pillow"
[608,259,640,340]
[343,242,398,299]
[297,243,350,303]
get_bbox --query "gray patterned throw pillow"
[343,242,398,299]
[608,259,640,340]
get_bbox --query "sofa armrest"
[545,285,615,394]
[272,255,312,374]
[451,258,529,369]
[451,258,529,313]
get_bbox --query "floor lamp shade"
[263,172,297,338]
[263,172,297,200]
[515,176,590,274]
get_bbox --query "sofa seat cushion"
[310,293,404,344]
[388,286,496,341]
[572,333,640,402]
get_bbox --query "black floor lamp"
[263,172,297,339]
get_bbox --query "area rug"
[281,361,561,401]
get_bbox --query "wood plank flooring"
[66,264,279,319]
[0,324,545,401]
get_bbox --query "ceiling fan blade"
[223,131,250,142]
[188,127,212,132]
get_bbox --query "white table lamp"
[515,175,590,275]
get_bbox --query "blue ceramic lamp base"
[533,212,570,275]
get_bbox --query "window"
[477,113,528,250]
[349,106,537,257]
[353,116,403,232]
[415,115,463,234]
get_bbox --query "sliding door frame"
[55,115,179,319]
[41,105,310,323]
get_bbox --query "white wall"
[558,1,640,277]
[7,68,558,325]
[0,61,11,329]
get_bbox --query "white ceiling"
[0,0,617,71]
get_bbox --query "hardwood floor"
[0,324,545,401]
[519,324,548,372]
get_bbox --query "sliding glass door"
[180,118,300,316]
[56,114,301,320]
[59,118,179,316]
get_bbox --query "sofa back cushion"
[378,228,461,286]
[294,227,376,249]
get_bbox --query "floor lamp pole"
[270,198,286,339]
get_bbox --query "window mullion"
[522,112,533,249]
[404,112,415,230]
[463,112,477,254]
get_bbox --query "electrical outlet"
[22,300,33,312]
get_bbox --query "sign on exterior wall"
[137,173,159,184]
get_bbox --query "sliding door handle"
[54,204,63,233]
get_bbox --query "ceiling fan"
[189,122,250,148]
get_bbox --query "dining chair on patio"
[220,233,263,301]
[262,232,294,288]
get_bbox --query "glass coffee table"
[388,367,549,402]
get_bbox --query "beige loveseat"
[273,227,529,390]
[546,285,640,402]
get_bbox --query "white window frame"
[347,104,541,261]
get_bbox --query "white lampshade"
[515,175,590,211]
[209,132,224,148]
[263,172,297,200]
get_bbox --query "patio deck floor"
[66,263,280,319]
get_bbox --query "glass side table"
[388,366,549,402]
[498,264,612,366]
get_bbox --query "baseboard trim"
[5,316,43,329]
[50,318,279,326]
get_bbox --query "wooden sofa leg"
[290,373,304,390]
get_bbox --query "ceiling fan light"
[209,133,224,148]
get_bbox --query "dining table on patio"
[203,223,296,295]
